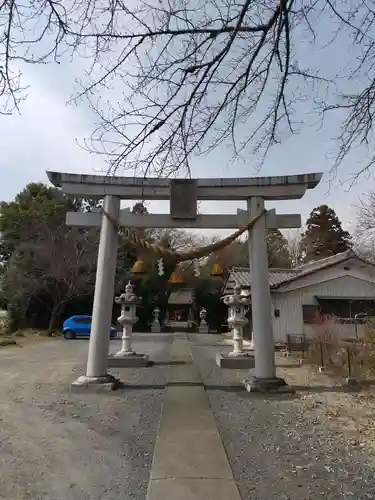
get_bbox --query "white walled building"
[222,251,375,342]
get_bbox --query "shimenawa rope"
[101,208,267,264]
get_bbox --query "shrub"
[303,315,375,379]
[0,318,10,336]
[356,317,375,377]
[307,311,340,366]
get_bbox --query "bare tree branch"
[354,190,375,250]
[5,219,98,330]
[1,0,375,177]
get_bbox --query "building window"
[302,304,320,324]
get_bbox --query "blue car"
[62,315,117,340]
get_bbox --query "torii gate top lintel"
[46,171,323,201]
[55,168,323,387]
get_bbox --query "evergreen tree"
[266,230,292,268]
[301,205,352,262]
[0,183,76,265]
[216,230,292,269]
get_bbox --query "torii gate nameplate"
[170,179,197,219]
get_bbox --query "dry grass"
[14,330,60,346]
[0,337,17,347]
[303,336,375,381]
[0,318,9,336]
[0,328,60,349]
[278,356,375,456]
[300,315,375,380]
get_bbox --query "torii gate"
[47,171,322,392]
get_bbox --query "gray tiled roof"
[225,267,301,290]
[223,250,375,294]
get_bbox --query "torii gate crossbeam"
[47,171,322,393]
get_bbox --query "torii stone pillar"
[46,170,322,390]
[243,197,291,393]
[73,195,120,387]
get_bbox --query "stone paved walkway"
[146,334,240,500]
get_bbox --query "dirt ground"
[1,334,375,499]
[278,357,375,456]
[189,334,375,499]
[0,335,172,500]
[214,339,375,457]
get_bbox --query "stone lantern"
[151,306,161,333]
[216,282,255,368]
[198,307,209,333]
[108,281,150,367]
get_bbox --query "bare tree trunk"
[47,304,62,336]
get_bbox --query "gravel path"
[0,335,172,500]
[189,336,375,500]
[3,333,375,500]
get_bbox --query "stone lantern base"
[198,323,209,334]
[151,323,161,333]
[108,352,150,368]
[216,352,255,369]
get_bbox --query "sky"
[0,8,374,241]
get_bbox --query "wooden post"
[347,345,352,378]
[318,341,325,372]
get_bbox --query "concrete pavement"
[146,334,241,500]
